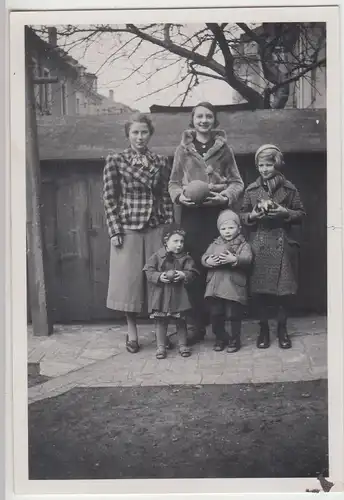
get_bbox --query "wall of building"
[33,152,327,323]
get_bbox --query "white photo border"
[6,2,344,499]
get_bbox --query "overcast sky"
[63,26,234,112]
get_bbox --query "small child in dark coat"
[202,210,253,353]
[143,224,199,359]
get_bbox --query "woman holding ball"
[169,102,244,345]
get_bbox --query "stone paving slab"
[27,316,327,405]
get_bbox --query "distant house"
[26,26,133,117]
[232,23,326,109]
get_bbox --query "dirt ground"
[29,379,328,480]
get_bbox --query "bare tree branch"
[31,22,326,110]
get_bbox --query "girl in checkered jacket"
[103,113,174,354]
[143,224,199,359]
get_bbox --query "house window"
[61,82,67,115]
[32,57,41,110]
[76,98,80,114]
[272,45,288,64]
[39,68,52,114]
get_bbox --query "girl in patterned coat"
[143,224,199,359]
[240,144,306,350]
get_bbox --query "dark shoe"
[277,323,292,349]
[227,320,241,353]
[187,327,206,346]
[256,322,270,349]
[213,340,226,352]
[179,344,191,357]
[126,335,140,354]
[227,338,241,353]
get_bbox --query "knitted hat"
[162,223,186,245]
[217,210,241,230]
[255,144,283,167]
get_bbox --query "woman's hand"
[159,272,171,284]
[206,255,221,267]
[202,192,228,206]
[173,270,186,282]
[111,235,123,247]
[267,204,289,218]
[179,192,196,206]
[219,251,237,264]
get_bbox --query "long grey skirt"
[107,226,164,313]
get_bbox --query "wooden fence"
[33,152,327,323]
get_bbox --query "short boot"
[277,321,292,349]
[211,315,228,351]
[227,320,241,353]
[256,321,270,349]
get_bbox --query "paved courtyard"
[27,316,327,404]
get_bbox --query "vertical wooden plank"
[88,167,119,321]
[55,169,92,322]
[25,46,53,335]
[40,167,60,323]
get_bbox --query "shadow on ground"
[29,379,328,479]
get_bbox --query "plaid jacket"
[103,148,174,238]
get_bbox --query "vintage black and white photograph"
[16,11,335,489]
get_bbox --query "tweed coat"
[103,147,174,238]
[201,235,253,305]
[240,176,306,296]
[169,129,244,207]
[143,248,199,314]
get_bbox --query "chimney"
[48,27,57,47]
[109,89,114,101]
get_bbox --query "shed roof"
[37,109,326,161]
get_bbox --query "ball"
[184,180,210,204]
[165,270,177,281]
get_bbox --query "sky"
[60,25,235,112]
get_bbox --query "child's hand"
[160,272,171,283]
[219,251,237,264]
[249,206,265,221]
[206,255,221,267]
[173,270,186,282]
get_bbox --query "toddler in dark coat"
[143,224,199,359]
[202,210,253,353]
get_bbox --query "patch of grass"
[29,380,328,480]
